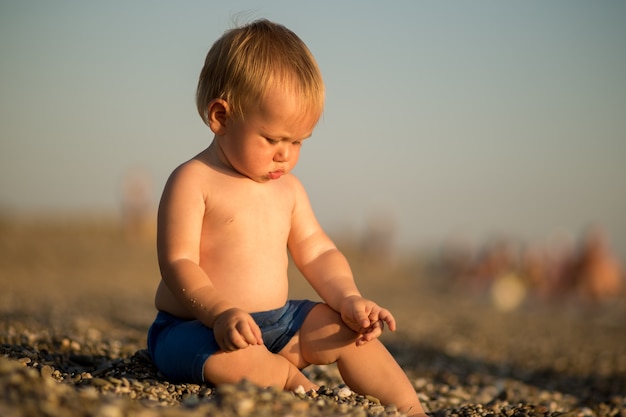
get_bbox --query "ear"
[207,99,230,135]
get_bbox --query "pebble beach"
[1,218,625,417]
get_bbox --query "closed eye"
[265,136,306,146]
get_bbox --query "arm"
[287,178,396,343]
[157,163,262,350]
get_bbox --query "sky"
[1,1,625,260]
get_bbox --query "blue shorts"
[147,300,318,384]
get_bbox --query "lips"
[268,170,284,180]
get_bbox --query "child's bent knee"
[306,304,354,335]
[299,304,361,365]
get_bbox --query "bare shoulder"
[277,174,313,218]
[168,157,214,183]
[282,173,308,200]
[287,174,323,239]
[163,155,222,197]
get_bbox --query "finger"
[341,312,363,333]
[237,321,262,346]
[219,335,238,352]
[354,308,372,329]
[355,321,383,346]
[243,316,264,345]
[227,328,250,350]
[251,322,264,345]
[356,329,380,345]
[220,334,237,351]
[378,308,397,332]
[216,337,231,352]
[366,320,384,339]
[214,329,235,352]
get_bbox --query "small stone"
[108,377,123,386]
[233,397,255,416]
[91,378,112,388]
[40,365,54,378]
[366,394,381,405]
[182,393,200,407]
[216,383,237,396]
[336,386,352,399]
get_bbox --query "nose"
[274,144,290,162]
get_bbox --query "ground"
[0,216,624,416]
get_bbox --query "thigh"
[279,303,359,367]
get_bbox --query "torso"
[154,150,297,316]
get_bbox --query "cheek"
[289,148,302,167]
[248,146,275,166]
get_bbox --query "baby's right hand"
[212,308,264,352]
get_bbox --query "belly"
[154,272,290,318]
[210,274,290,313]
[156,216,293,317]
[198,240,291,312]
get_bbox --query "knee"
[308,303,356,337]
[299,304,359,365]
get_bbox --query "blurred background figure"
[120,168,155,242]
[466,237,520,296]
[519,245,552,301]
[434,226,624,310]
[563,226,624,305]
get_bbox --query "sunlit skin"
[154,85,426,416]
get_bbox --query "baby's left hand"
[339,295,397,346]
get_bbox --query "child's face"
[216,87,318,183]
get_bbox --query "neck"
[197,140,239,177]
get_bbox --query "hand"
[212,308,264,352]
[339,295,397,346]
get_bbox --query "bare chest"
[201,180,294,247]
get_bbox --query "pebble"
[337,386,353,398]
[1,320,625,417]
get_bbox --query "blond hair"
[196,19,325,124]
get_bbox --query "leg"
[203,344,317,392]
[297,304,425,416]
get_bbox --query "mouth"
[267,169,284,180]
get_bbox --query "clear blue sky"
[1,1,625,258]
